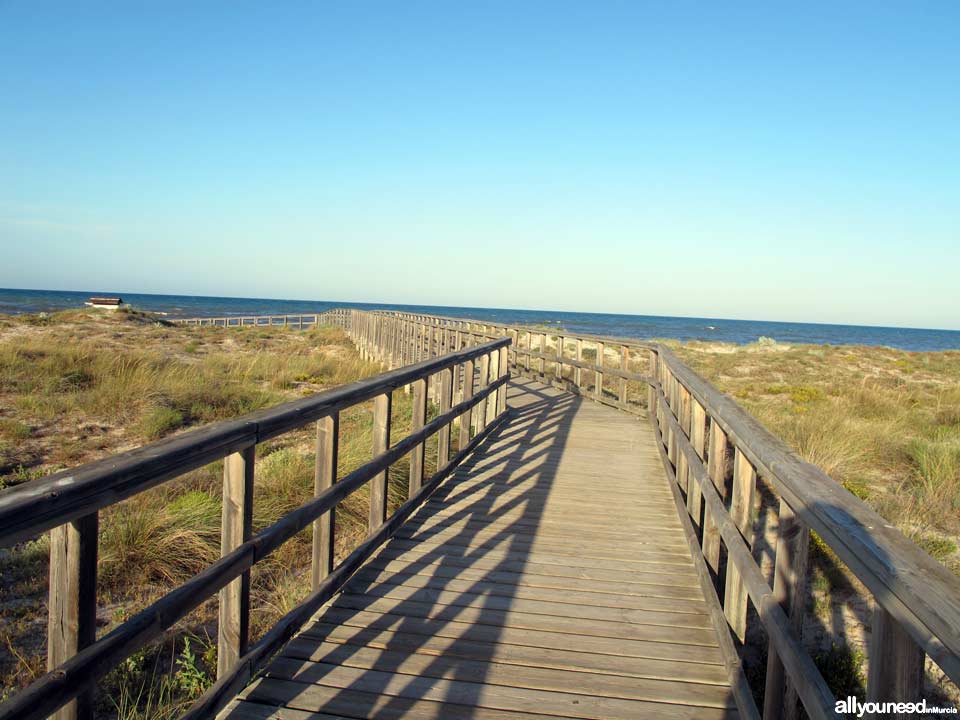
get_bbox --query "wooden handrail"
[174,310,657,415]
[66,306,959,717]
[0,325,511,720]
[651,344,960,718]
[331,309,960,715]
[338,309,657,417]
[0,336,507,548]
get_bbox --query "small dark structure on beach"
[84,296,124,310]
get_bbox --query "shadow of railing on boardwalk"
[231,376,585,717]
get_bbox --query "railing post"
[676,385,692,493]
[438,368,453,470]
[477,352,490,434]
[409,378,428,494]
[498,345,509,416]
[486,348,500,426]
[866,607,925,719]
[687,399,707,528]
[218,444,255,677]
[619,345,628,405]
[595,341,605,401]
[311,413,339,588]
[763,498,810,720]
[539,332,546,376]
[703,420,729,574]
[460,359,475,450]
[724,447,757,642]
[574,338,583,390]
[556,336,564,384]
[47,513,98,720]
[368,392,392,532]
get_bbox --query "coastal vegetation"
[0,309,444,717]
[2,311,958,714]
[667,337,960,703]
[668,337,960,569]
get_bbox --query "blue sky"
[1,2,958,329]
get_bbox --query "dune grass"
[0,309,425,715]
[669,338,960,568]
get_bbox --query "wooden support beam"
[368,392,392,533]
[407,377,428,499]
[311,413,339,588]
[477,353,490,434]
[866,606,925,719]
[497,345,509,416]
[437,368,453,470]
[647,350,657,415]
[724,447,757,642]
[486,349,500,427]
[676,385,692,493]
[763,498,810,720]
[687,399,707,529]
[595,341,605,401]
[703,420,729,575]
[218,445,255,677]
[556,336,564,382]
[459,359,475,450]
[619,345,629,404]
[47,513,98,720]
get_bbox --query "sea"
[2,287,958,352]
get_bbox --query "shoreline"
[2,295,960,352]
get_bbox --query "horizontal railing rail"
[173,311,347,328]
[155,307,959,717]
[175,309,657,415]
[651,344,960,719]
[339,309,658,416]
[0,323,511,720]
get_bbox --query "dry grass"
[668,338,960,707]
[669,337,960,568]
[0,309,406,715]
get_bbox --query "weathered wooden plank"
[219,445,255,677]
[703,420,729,574]
[269,647,736,708]
[368,392,392,533]
[687,399,707,529]
[47,513,98,720]
[658,344,960,685]
[311,414,339,587]
[346,567,710,614]
[292,625,726,684]
[866,606,925,718]
[437,368,453,469]
[724,447,757,642]
[408,378,427,495]
[763,498,810,720]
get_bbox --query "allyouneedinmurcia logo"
[835,697,958,717]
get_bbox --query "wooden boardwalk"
[222,377,739,720]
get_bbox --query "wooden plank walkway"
[221,377,740,720]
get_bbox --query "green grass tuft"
[137,407,185,440]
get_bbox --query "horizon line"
[2,285,959,335]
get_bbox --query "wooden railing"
[0,321,510,720]
[652,345,960,719]
[76,307,960,718]
[174,312,344,329]
[175,309,656,415]
[317,308,657,415]
[329,310,960,717]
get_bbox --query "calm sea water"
[2,287,959,352]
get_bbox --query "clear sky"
[1,2,958,329]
